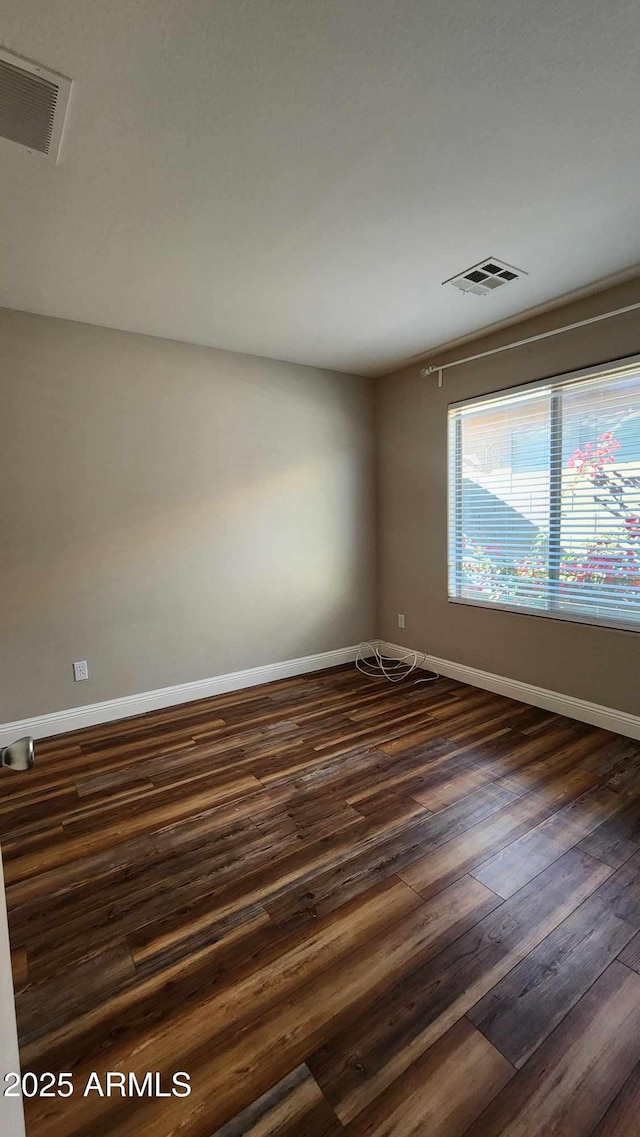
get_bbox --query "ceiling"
[2,0,640,377]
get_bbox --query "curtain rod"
[420,299,640,387]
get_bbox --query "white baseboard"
[379,641,640,742]
[0,644,361,748]
[4,639,638,749]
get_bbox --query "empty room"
[2,2,640,1134]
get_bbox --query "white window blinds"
[448,357,640,631]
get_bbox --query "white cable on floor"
[355,642,439,685]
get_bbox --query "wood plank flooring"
[2,664,640,1135]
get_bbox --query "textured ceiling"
[1,0,640,375]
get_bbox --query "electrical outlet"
[397,613,405,629]
[73,660,89,682]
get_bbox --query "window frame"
[447,351,640,635]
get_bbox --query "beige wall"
[376,277,640,715]
[0,309,376,722]
[4,277,640,726]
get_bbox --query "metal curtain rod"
[420,299,640,386]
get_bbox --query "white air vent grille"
[0,47,71,161]
[444,258,527,296]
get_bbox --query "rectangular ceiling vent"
[444,258,527,296]
[0,47,72,161]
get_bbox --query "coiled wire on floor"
[355,642,439,685]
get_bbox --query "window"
[448,356,640,631]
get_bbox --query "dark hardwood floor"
[3,664,640,1135]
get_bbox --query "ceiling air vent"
[444,258,527,296]
[0,47,72,161]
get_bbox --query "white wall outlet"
[397,613,405,629]
[73,660,89,682]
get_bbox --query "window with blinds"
[448,356,640,632]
